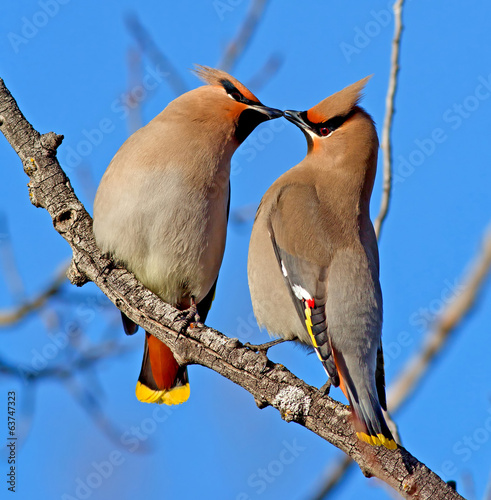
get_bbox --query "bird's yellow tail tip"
[135,382,190,405]
[357,431,397,450]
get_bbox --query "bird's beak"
[249,104,283,120]
[283,110,310,130]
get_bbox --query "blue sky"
[1,1,491,499]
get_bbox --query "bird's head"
[283,76,378,158]
[185,65,282,144]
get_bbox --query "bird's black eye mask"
[301,109,356,137]
[220,79,261,106]
[220,78,269,143]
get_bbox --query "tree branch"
[0,77,464,499]
[0,340,131,380]
[245,52,283,92]
[125,12,188,97]
[374,0,405,240]
[217,0,270,73]
[387,222,491,412]
[0,263,67,325]
[311,454,353,500]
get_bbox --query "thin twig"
[0,263,68,325]
[124,12,188,97]
[0,338,136,450]
[387,222,491,412]
[310,454,353,500]
[246,52,283,91]
[484,468,491,500]
[461,471,477,500]
[0,212,26,302]
[125,47,145,134]
[217,0,270,73]
[374,0,405,240]
[0,340,132,380]
[12,383,36,456]
[231,202,259,225]
[64,372,150,452]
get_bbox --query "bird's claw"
[320,380,332,396]
[176,300,201,333]
[244,338,286,354]
[244,338,287,375]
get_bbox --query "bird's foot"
[319,379,332,396]
[176,299,201,333]
[244,338,286,354]
[244,338,286,375]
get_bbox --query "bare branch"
[310,454,353,500]
[63,372,150,452]
[0,213,27,301]
[461,472,476,500]
[374,0,405,240]
[246,53,283,91]
[0,339,137,451]
[125,48,145,134]
[387,222,491,412]
[217,0,270,73]
[124,12,188,97]
[0,340,132,380]
[484,469,491,500]
[0,77,465,500]
[0,263,68,325]
[231,202,259,225]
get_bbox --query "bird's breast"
[94,161,230,307]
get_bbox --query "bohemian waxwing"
[247,77,396,449]
[94,65,281,405]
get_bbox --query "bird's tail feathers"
[350,389,396,449]
[331,346,396,450]
[135,332,190,405]
[121,312,139,335]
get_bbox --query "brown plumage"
[248,77,396,449]
[94,65,281,405]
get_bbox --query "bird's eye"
[229,91,243,102]
[319,127,330,136]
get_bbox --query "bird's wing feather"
[375,342,387,411]
[267,182,338,384]
[196,182,230,322]
[358,216,386,410]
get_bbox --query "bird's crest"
[193,64,259,103]
[307,76,372,123]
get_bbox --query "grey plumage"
[248,77,396,449]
